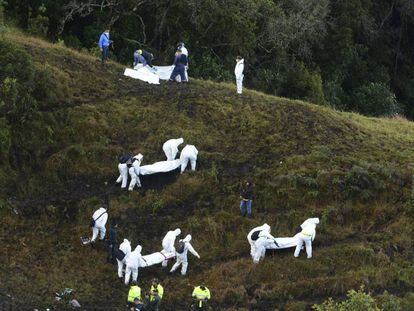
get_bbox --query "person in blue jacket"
[134,49,154,67]
[99,29,112,67]
[169,49,188,83]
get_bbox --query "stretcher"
[138,250,176,267]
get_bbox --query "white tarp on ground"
[139,159,181,175]
[139,250,175,268]
[124,65,160,84]
[153,65,174,80]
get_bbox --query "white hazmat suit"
[180,145,198,173]
[247,224,276,263]
[128,154,144,191]
[161,228,181,267]
[117,239,132,278]
[235,58,244,94]
[91,207,108,242]
[116,157,130,189]
[125,245,143,285]
[294,218,319,259]
[170,234,200,275]
[163,138,184,161]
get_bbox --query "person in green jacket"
[127,281,141,308]
[191,284,211,310]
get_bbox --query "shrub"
[312,286,381,311]
[28,5,49,37]
[353,83,401,117]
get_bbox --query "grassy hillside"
[1,29,414,310]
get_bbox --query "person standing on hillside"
[116,154,132,189]
[107,219,118,263]
[240,179,253,217]
[234,56,244,94]
[169,49,188,83]
[180,145,199,174]
[191,285,211,310]
[163,138,184,161]
[98,29,112,67]
[170,234,200,275]
[177,42,189,80]
[90,204,108,243]
[161,228,181,267]
[127,281,142,309]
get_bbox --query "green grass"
[0,28,414,310]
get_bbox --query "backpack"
[114,248,126,261]
[119,155,132,164]
[251,230,261,241]
[176,241,186,254]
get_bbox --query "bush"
[353,83,401,117]
[282,62,326,105]
[191,53,233,82]
[28,5,49,37]
[313,286,381,311]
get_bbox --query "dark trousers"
[101,46,110,65]
[170,65,187,82]
[107,242,116,263]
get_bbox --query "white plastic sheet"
[139,250,176,267]
[139,159,181,175]
[266,235,301,250]
[153,65,175,80]
[124,66,160,84]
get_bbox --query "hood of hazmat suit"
[183,234,192,243]
[120,239,132,254]
[174,228,182,236]
[300,218,320,229]
[133,154,144,161]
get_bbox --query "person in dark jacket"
[169,49,188,82]
[107,219,118,263]
[240,180,253,217]
[145,288,161,311]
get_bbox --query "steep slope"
[1,29,414,310]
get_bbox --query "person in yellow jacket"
[150,278,164,300]
[127,281,141,308]
[191,285,211,310]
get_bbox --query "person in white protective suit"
[117,239,132,278]
[247,223,277,263]
[128,154,144,191]
[116,155,132,189]
[91,205,108,243]
[125,245,143,285]
[170,234,200,276]
[234,56,244,94]
[161,228,181,267]
[163,138,184,161]
[294,218,320,259]
[180,145,198,174]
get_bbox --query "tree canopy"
[3,0,414,117]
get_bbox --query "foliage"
[352,83,401,117]
[0,30,414,310]
[3,0,414,117]
[312,286,381,311]
[28,4,49,37]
